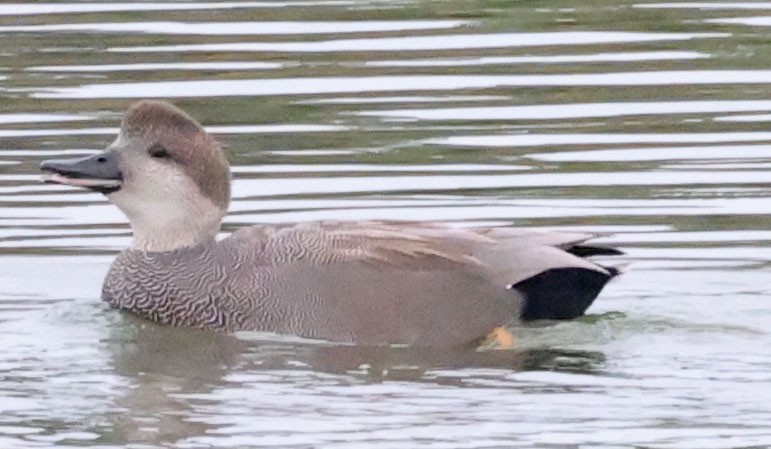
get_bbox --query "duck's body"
[42,100,622,347]
[104,222,517,345]
[104,220,619,345]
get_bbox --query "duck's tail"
[515,244,625,321]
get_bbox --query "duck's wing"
[288,220,621,282]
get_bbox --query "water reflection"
[111,323,606,383]
[101,319,606,446]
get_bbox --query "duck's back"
[102,221,523,346]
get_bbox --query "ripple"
[0,124,347,138]
[528,144,771,162]
[715,113,771,122]
[0,1,357,16]
[231,163,527,173]
[298,95,509,104]
[363,51,710,68]
[34,70,771,99]
[225,196,771,224]
[636,2,771,10]
[225,172,771,196]
[429,132,771,147]
[27,62,285,72]
[357,100,771,121]
[0,114,93,125]
[108,31,725,53]
[707,16,771,26]
[0,20,471,35]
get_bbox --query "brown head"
[41,100,231,251]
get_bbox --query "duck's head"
[41,100,231,252]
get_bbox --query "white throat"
[110,180,225,252]
[126,199,224,252]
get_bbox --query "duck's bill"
[40,152,122,194]
[43,172,122,190]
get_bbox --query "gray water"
[1,1,771,448]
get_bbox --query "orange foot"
[480,326,517,350]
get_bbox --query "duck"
[40,100,623,347]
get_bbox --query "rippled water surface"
[2,1,771,448]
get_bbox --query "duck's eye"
[148,144,170,159]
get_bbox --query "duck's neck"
[127,204,224,253]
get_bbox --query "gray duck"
[41,100,623,347]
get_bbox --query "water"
[1,1,771,447]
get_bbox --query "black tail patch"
[515,268,613,320]
[567,245,625,257]
[604,265,624,277]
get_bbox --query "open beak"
[40,152,123,194]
